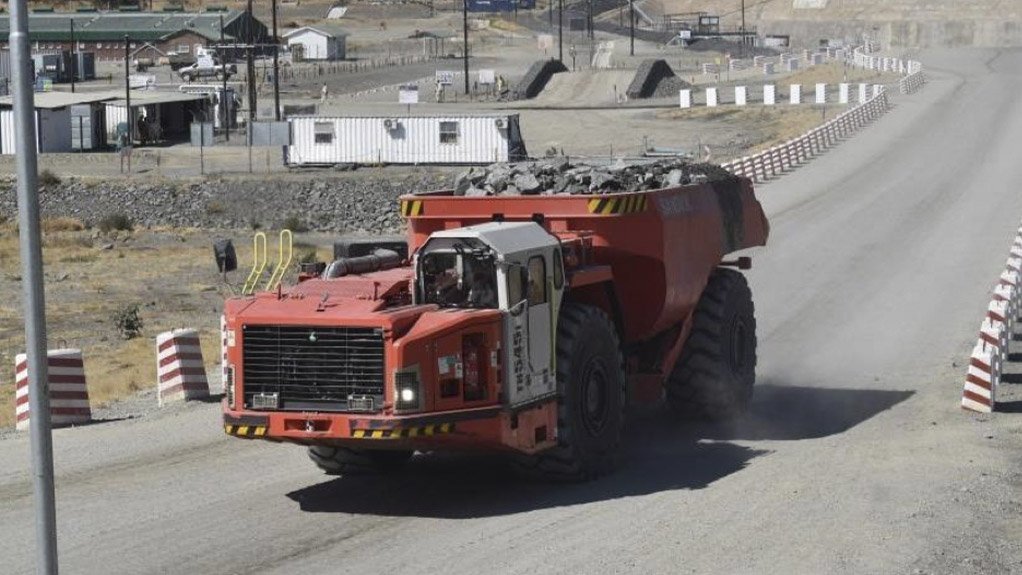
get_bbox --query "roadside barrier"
[961,228,1022,413]
[14,349,91,431]
[156,328,210,406]
[720,88,890,182]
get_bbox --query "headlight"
[394,367,421,411]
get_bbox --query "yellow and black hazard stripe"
[224,424,268,439]
[586,195,649,216]
[352,423,455,440]
[400,199,425,217]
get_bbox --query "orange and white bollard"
[15,349,91,431]
[962,341,1000,413]
[156,329,209,406]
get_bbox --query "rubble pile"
[453,158,735,196]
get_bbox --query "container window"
[178,44,190,54]
[314,122,334,144]
[527,256,546,305]
[439,121,459,145]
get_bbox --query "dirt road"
[1,48,1022,574]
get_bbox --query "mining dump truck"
[221,174,769,480]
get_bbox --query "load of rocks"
[452,158,735,197]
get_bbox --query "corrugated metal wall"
[0,110,51,154]
[288,116,513,166]
[37,108,70,153]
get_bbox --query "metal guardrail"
[720,88,891,183]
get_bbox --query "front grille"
[241,325,385,412]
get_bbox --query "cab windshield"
[419,238,498,309]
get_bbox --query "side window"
[553,251,564,289]
[439,121,459,144]
[527,256,546,305]
[507,266,525,306]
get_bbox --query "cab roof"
[429,221,557,256]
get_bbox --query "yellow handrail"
[242,232,267,295]
[265,229,293,292]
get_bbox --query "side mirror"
[214,238,237,273]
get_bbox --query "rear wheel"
[513,303,626,481]
[181,73,193,83]
[215,70,225,81]
[667,268,757,421]
[308,445,413,475]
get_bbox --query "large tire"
[513,303,626,481]
[667,268,757,421]
[180,72,192,83]
[308,445,413,476]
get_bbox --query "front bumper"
[222,400,557,454]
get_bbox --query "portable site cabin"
[104,91,212,145]
[0,91,115,153]
[287,115,528,166]
[283,25,348,61]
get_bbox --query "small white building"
[284,25,348,61]
[287,114,529,166]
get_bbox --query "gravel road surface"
[2,48,1022,575]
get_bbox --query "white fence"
[720,88,891,182]
[961,227,1022,413]
[679,83,877,109]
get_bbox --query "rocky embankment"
[0,171,450,233]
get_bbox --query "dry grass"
[659,105,829,157]
[0,225,234,429]
[41,217,85,234]
[782,62,900,88]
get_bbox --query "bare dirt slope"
[528,69,636,107]
[1,48,1022,575]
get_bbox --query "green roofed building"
[0,10,270,61]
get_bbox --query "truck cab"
[415,223,563,408]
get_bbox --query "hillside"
[639,0,1022,47]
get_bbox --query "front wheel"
[215,70,225,81]
[181,73,192,83]
[308,445,413,475]
[512,303,626,481]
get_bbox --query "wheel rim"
[579,358,611,437]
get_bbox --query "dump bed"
[401,177,769,343]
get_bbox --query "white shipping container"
[0,108,71,154]
[287,115,528,166]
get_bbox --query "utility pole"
[271,0,280,121]
[587,0,594,68]
[558,0,563,62]
[741,0,746,58]
[13,0,58,569]
[245,0,257,126]
[69,18,76,93]
[124,35,132,174]
[462,0,469,95]
[629,0,635,56]
[219,13,229,141]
